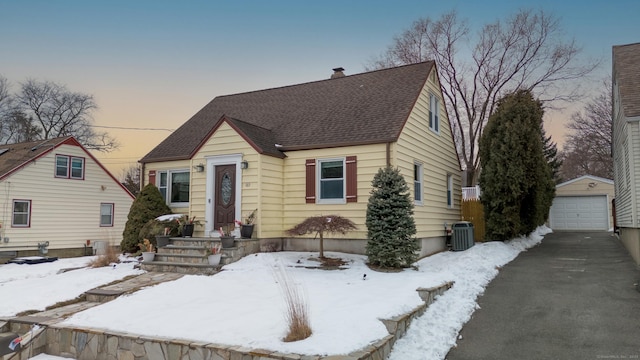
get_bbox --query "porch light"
[241,160,249,169]
[194,163,205,172]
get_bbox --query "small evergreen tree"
[366,167,418,268]
[121,183,172,253]
[479,90,553,241]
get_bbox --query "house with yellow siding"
[140,62,461,257]
[0,136,135,260]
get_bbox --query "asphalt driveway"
[446,231,640,360]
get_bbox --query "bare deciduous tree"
[121,164,141,197]
[0,76,16,141]
[369,9,597,185]
[559,78,612,180]
[3,110,41,144]
[15,79,117,151]
[0,76,10,114]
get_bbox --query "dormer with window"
[55,154,85,180]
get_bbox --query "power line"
[94,156,141,160]
[90,125,174,132]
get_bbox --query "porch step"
[159,245,211,256]
[140,261,220,275]
[153,253,230,265]
[141,238,260,275]
[169,237,226,247]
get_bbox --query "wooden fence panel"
[461,199,485,242]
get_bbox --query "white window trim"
[70,157,84,179]
[55,155,69,178]
[414,162,424,206]
[317,158,346,204]
[55,155,85,179]
[447,174,454,208]
[205,154,243,237]
[157,169,190,207]
[429,93,440,134]
[12,199,31,227]
[100,203,114,227]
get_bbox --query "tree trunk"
[463,167,479,187]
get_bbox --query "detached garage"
[548,175,614,231]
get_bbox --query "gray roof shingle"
[613,42,640,118]
[0,137,72,179]
[141,61,434,163]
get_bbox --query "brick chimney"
[331,67,345,79]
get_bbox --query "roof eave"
[278,138,397,152]
[139,155,193,164]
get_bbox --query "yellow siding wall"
[396,68,462,238]
[0,144,134,251]
[258,154,284,238]
[283,144,388,239]
[191,122,282,238]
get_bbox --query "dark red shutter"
[305,159,316,203]
[346,156,357,203]
[148,170,156,187]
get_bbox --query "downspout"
[386,142,391,167]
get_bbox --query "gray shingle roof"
[0,137,72,179]
[613,43,640,118]
[140,61,434,163]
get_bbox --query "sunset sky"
[2,0,638,177]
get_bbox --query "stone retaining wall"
[27,281,454,360]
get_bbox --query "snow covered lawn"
[2,227,550,360]
[0,256,143,317]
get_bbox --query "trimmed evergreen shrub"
[366,167,419,268]
[479,90,554,241]
[121,184,172,253]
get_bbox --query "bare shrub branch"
[88,245,120,268]
[272,264,312,342]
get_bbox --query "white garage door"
[549,196,609,230]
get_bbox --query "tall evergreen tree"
[366,167,418,268]
[541,126,562,183]
[479,90,553,241]
[121,183,172,253]
[539,125,559,226]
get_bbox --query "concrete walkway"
[446,231,640,360]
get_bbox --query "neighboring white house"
[612,42,640,265]
[548,175,614,231]
[0,136,135,259]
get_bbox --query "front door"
[214,164,236,231]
